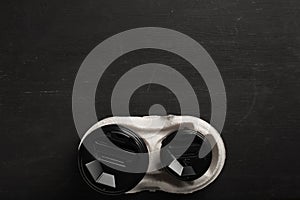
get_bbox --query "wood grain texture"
[0,0,299,199]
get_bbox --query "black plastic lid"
[160,129,212,181]
[78,124,149,195]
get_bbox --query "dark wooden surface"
[0,0,299,199]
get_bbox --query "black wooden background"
[1,0,299,199]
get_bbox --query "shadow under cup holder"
[78,124,149,195]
